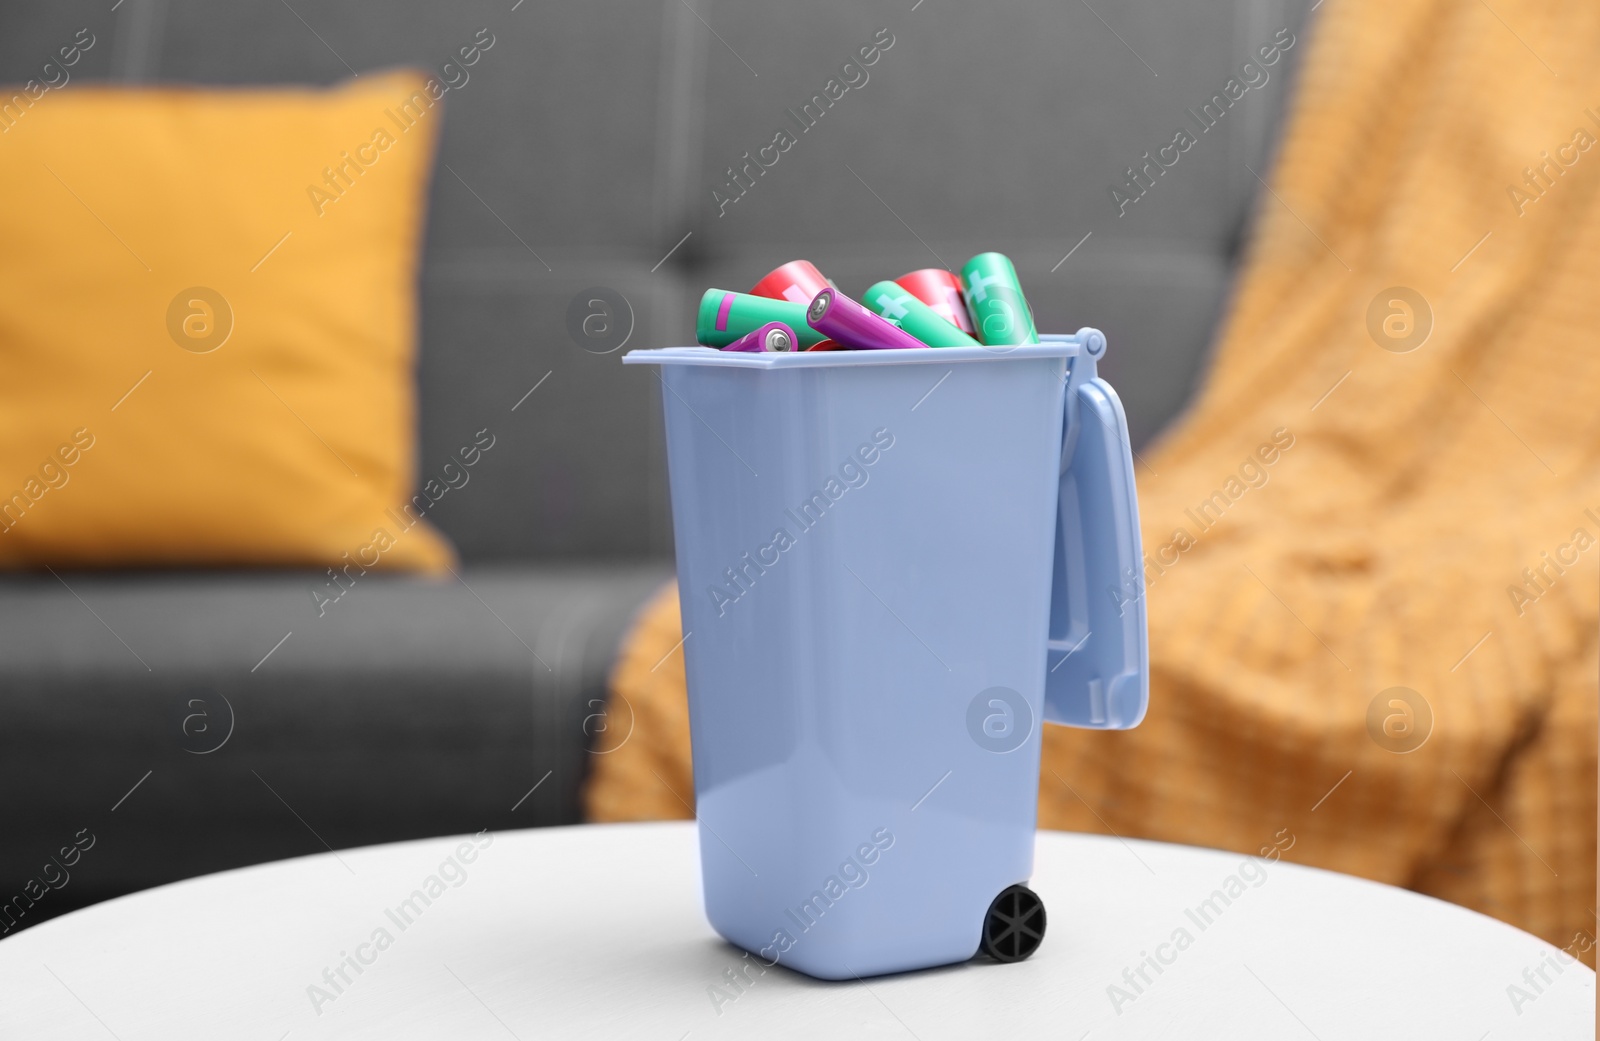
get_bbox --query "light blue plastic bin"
[623,330,1147,980]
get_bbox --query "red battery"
[895,268,976,335]
[751,260,832,306]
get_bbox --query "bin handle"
[1041,329,1149,729]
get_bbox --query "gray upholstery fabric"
[0,566,668,905]
[1,0,1308,559]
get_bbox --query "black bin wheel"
[980,884,1046,963]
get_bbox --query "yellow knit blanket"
[586,0,1598,960]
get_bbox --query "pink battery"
[722,321,800,353]
[895,268,976,335]
[805,288,928,351]
[750,260,832,306]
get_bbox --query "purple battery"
[805,288,928,351]
[721,321,800,353]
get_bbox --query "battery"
[697,289,827,349]
[895,268,977,335]
[806,288,928,351]
[750,260,832,305]
[863,281,980,348]
[722,321,800,353]
[959,253,1039,345]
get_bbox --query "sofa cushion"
[0,73,457,572]
[0,564,669,909]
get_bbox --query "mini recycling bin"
[623,331,1147,980]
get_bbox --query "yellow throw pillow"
[0,71,455,572]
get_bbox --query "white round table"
[0,823,1590,1039]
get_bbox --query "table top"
[0,823,1591,1039]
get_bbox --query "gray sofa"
[0,0,1307,921]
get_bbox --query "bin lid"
[1042,330,1148,730]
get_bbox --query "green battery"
[696,289,826,349]
[862,281,980,348]
[958,253,1039,345]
